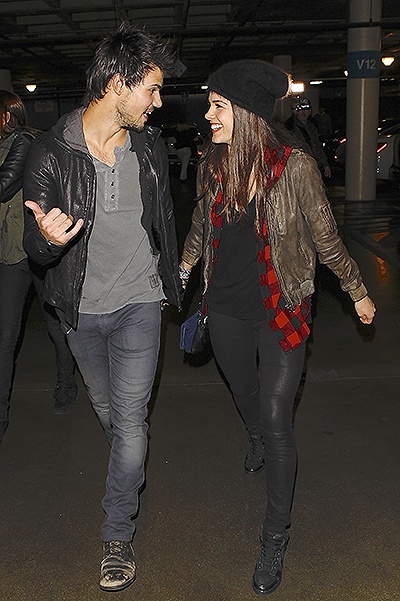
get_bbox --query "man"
[313,106,333,140]
[23,23,181,592]
[173,122,199,180]
[285,97,331,178]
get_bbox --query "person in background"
[23,23,181,593]
[313,106,333,140]
[179,60,375,596]
[285,97,331,178]
[174,122,199,180]
[29,262,78,414]
[0,90,77,444]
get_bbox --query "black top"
[207,199,266,319]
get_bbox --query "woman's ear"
[1,111,11,127]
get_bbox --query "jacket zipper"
[265,205,295,311]
[144,140,182,310]
[54,137,96,327]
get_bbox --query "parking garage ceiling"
[1,0,399,96]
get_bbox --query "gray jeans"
[67,302,161,542]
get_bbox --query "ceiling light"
[290,81,305,94]
[26,84,37,93]
[381,56,395,67]
[309,80,323,85]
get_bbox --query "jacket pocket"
[319,203,337,234]
[0,191,26,264]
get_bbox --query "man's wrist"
[46,239,63,248]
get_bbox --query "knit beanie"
[207,60,289,123]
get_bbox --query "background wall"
[20,89,400,136]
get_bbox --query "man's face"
[116,67,163,131]
[296,108,311,124]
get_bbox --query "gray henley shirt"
[79,131,164,314]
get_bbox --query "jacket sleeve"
[181,164,207,266]
[0,133,32,204]
[153,136,182,306]
[295,153,367,302]
[23,138,67,265]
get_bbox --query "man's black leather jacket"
[23,110,181,329]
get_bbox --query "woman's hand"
[179,261,192,291]
[354,296,376,324]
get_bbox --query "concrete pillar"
[0,70,13,92]
[273,55,292,123]
[345,0,381,201]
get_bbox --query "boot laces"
[257,536,286,574]
[248,437,264,459]
[109,541,124,555]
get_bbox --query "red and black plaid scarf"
[208,145,311,352]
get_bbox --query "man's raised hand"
[25,200,84,246]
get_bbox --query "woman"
[179,61,375,596]
[0,91,77,442]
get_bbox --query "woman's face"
[205,92,234,145]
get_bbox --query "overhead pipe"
[0,19,399,48]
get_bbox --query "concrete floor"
[1,168,400,601]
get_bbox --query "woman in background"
[0,91,77,442]
[180,60,375,596]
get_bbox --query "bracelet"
[179,264,191,280]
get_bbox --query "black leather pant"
[208,309,306,533]
[0,259,75,441]
[0,259,32,439]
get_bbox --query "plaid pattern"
[207,145,311,352]
[259,219,311,352]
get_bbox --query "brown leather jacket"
[182,149,367,310]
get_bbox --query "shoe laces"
[257,535,287,574]
[108,541,124,555]
[248,437,264,459]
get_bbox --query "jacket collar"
[53,106,161,156]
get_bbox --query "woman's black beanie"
[207,59,290,123]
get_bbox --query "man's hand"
[25,200,84,246]
[323,165,332,178]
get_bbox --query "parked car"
[334,121,400,181]
[160,123,203,166]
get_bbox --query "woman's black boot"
[245,434,265,474]
[252,530,289,595]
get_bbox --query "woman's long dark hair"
[0,90,38,138]
[200,102,298,236]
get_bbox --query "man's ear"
[108,74,125,95]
